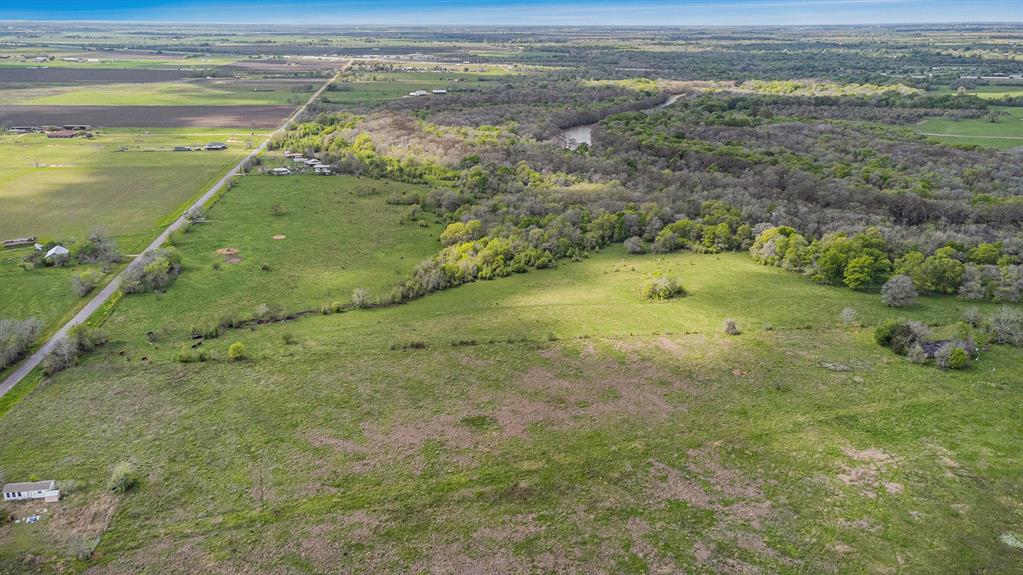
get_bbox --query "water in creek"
[557,93,683,149]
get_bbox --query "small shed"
[2,480,60,502]
[45,245,69,260]
[271,167,291,176]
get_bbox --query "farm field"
[915,106,1023,148]
[325,70,516,104]
[0,192,1020,571]
[0,128,267,247]
[0,104,297,128]
[1,81,309,106]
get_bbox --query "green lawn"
[0,179,1021,573]
[915,106,1023,149]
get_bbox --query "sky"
[2,0,1021,26]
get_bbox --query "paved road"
[0,63,347,399]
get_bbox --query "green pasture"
[916,106,1023,148]
[0,210,1020,572]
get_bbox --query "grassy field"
[3,81,309,106]
[0,175,1020,573]
[0,129,266,248]
[915,106,1023,149]
[326,71,514,104]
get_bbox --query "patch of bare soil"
[46,493,118,542]
[271,235,286,240]
[837,446,901,498]
[656,337,683,355]
[648,443,794,572]
[215,247,242,264]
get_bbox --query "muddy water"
[557,94,683,148]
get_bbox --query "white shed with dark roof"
[2,480,60,502]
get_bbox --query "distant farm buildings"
[46,130,80,139]
[173,146,193,152]
[270,167,291,176]
[204,142,228,151]
[2,480,60,503]
[2,236,37,249]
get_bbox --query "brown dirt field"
[0,68,189,84]
[0,105,295,128]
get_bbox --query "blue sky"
[2,0,1020,26]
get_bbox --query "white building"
[270,167,291,176]
[2,480,60,502]
[44,245,69,260]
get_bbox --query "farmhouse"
[45,245,69,260]
[204,142,228,151]
[46,130,79,139]
[2,236,37,248]
[2,480,60,503]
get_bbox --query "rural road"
[0,62,348,399]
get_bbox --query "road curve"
[0,63,347,399]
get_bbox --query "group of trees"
[21,229,122,270]
[751,226,1022,302]
[0,317,42,370]
[121,248,182,294]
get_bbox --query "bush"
[74,229,122,264]
[723,319,741,336]
[624,236,645,254]
[176,346,210,363]
[639,272,686,301]
[987,306,1023,346]
[840,307,857,327]
[935,343,969,369]
[42,336,79,376]
[228,341,246,360]
[352,288,370,309]
[70,269,105,297]
[109,462,139,494]
[270,203,286,216]
[881,274,918,307]
[122,248,182,293]
[907,343,928,364]
[0,317,42,370]
[963,307,982,327]
[184,205,206,223]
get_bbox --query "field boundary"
[0,62,348,401]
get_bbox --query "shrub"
[907,343,928,364]
[228,341,246,360]
[70,269,105,297]
[935,343,968,370]
[624,236,645,254]
[42,336,79,376]
[109,462,139,494]
[74,229,122,264]
[260,263,272,272]
[352,288,370,309]
[270,203,286,216]
[122,248,182,293]
[330,301,344,313]
[639,272,686,301]
[987,306,1023,346]
[184,205,206,223]
[963,307,982,327]
[282,333,297,345]
[0,317,42,369]
[723,319,741,336]
[875,318,930,355]
[175,346,210,363]
[840,306,857,327]
[881,274,917,307]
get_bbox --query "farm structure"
[2,480,60,502]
